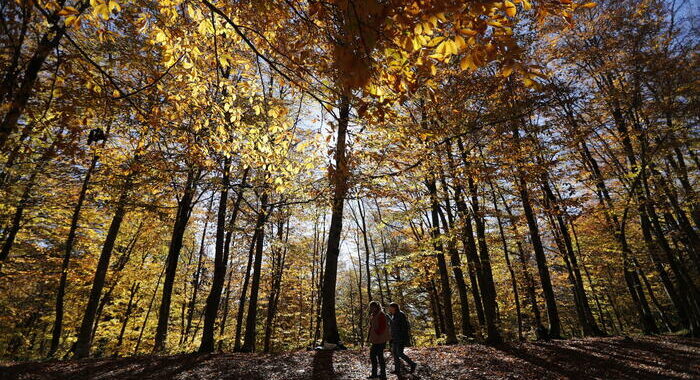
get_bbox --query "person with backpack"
[387,302,417,374]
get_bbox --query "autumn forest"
[0,0,699,376]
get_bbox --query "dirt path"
[2,336,698,379]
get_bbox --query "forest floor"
[1,336,698,380]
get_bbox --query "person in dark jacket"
[387,302,417,374]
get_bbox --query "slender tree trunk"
[241,193,270,352]
[91,224,142,342]
[217,170,249,350]
[74,173,133,358]
[426,177,458,344]
[116,282,140,351]
[580,140,658,333]
[154,168,198,353]
[356,199,373,302]
[488,181,523,340]
[512,125,561,338]
[264,218,289,352]
[437,161,474,338]
[321,95,350,345]
[466,173,502,344]
[354,229,364,346]
[0,135,60,261]
[234,228,259,351]
[542,177,603,336]
[184,197,214,341]
[637,260,673,332]
[0,15,71,149]
[199,159,231,353]
[134,262,167,354]
[428,278,444,337]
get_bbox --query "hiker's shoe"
[410,362,417,373]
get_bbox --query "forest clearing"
[0,0,698,378]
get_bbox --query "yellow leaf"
[505,1,517,17]
[65,15,80,27]
[58,6,79,16]
[414,23,422,35]
[501,65,514,77]
[578,2,597,9]
[454,35,466,50]
[108,0,121,12]
[426,36,445,47]
[112,89,120,97]
[460,55,476,71]
[460,28,478,36]
[155,30,167,43]
[93,3,110,20]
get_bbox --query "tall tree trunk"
[517,173,561,338]
[0,17,68,149]
[455,191,486,328]
[580,140,658,334]
[541,176,603,336]
[428,278,444,337]
[134,262,167,354]
[569,220,609,334]
[426,177,458,344]
[0,3,89,150]
[184,196,214,342]
[0,133,60,261]
[437,161,474,338]
[264,218,289,352]
[488,181,523,341]
[91,224,142,342]
[500,192,543,329]
[217,169,249,350]
[321,95,350,345]
[512,124,561,338]
[116,282,140,351]
[199,159,232,353]
[74,173,133,358]
[233,228,259,351]
[241,193,270,352]
[356,199,373,302]
[50,154,98,356]
[466,173,502,344]
[154,168,199,353]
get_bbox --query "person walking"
[388,302,417,374]
[367,301,390,379]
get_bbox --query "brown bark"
[74,172,134,358]
[154,168,199,353]
[321,95,350,345]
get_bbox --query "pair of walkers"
[367,301,417,379]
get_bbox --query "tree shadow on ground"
[495,339,694,380]
[311,350,336,380]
